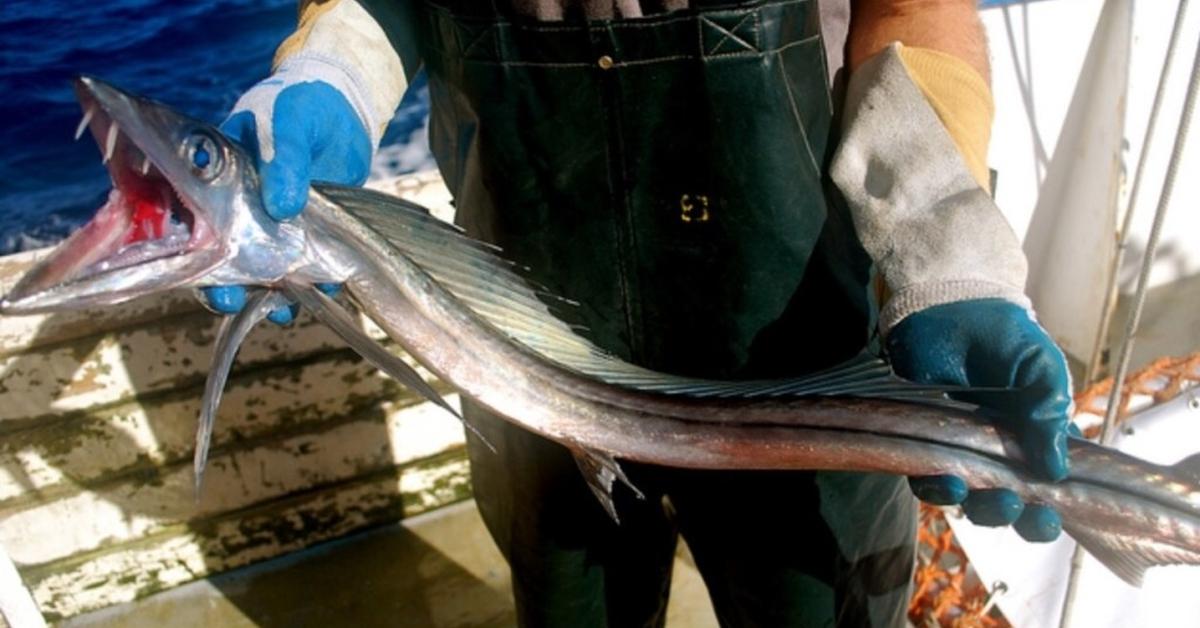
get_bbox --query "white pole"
[1059,3,1200,626]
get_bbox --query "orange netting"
[907,350,1200,627]
[909,504,1009,627]
[1073,352,1200,436]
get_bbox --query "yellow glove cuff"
[896,45,995,192]
[273,0,340,69]
[266,0,407,144]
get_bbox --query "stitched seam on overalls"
[701,13,758,56]
[494,20,504,60]
[753,10,762,50]
[459,25,494,59]
[423,0,810,33]
[606,54,692,68]
[425,1,813,68]
[423,46,594,68]
[611,41,645,362]
[776,50,823,178]
[707,32,819,60]
[495,60,596,68]
[432,34,821,68]
[809,9,836,114]
[591,25,642,361]
[421,9,468,202]
[610,79,644,362]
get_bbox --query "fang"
[75,107,94,141]
[103,123,119,164]
[140,157,151,176]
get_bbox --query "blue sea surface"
[0,0,431,255]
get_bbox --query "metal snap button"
[597,55,615,70]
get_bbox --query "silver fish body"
[2,77,1198,586]
[302,188,1200,586]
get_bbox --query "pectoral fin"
[194,289,275,494]
[284,282,459,419]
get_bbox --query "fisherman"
[203,0,1072,625]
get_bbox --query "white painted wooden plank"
[0,352,440,503]
[0,395,465,566]
[24,450,471,621]
[0,311,355,423]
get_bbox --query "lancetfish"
[2,77,1198,587]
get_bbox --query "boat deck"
[60,500,719,628]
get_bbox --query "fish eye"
[186,132,223,180]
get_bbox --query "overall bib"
[414,1,917,625]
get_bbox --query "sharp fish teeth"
[74,107,94,141]
[140,156,151,176]
[103,123,118,164]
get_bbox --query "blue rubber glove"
[887,298,1072,542]
[201,78,372,323]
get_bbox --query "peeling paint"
[0,356,435,505]
[23,450,471,618]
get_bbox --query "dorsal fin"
[318,184,960,404]
[1175,453,1200,484]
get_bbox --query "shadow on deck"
[62,500,719,628]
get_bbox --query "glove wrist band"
[879,280,1032,333]
[273,53,383,150]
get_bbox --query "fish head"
[1,76,297,314]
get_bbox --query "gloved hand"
[201,74,372,323]
[887,298,1072,542]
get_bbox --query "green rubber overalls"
[408,1,918,625]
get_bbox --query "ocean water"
[0,0,432,255]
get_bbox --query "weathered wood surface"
[0,172,473,621]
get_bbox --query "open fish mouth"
[0,77,221,313]
[63,79,216,283]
